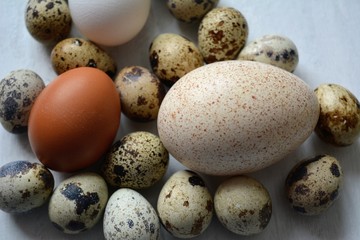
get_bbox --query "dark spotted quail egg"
[0,69,45,133]
[48,172,108,234]
[157,170,213,238]
[0,160,54,214]
[315,83,360,146]
[101,131,169,189]
[25,0,72,44]
[285,155,343,216]
[214,175,272,236]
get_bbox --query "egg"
[0,160,54,214]
[51,38,117,78]
[0,69,45,133]
[285,155,343,215]
[101,131,169,189]
[166,0,219,23]
[157,60,319,176]
[157,170,213,238]
[25,0,72,44]
[198,7,249,63]
[48,172,108,234]
[28,67,120,172]
[238,35,299,72]
[115,66,166,121]
[314,83,360,146]
[214,175,272,236]
[103,188,160,240]
[68,0,151,46]
[149,33,204,86]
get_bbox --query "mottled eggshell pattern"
[314,83,360,146]
[48,172,108,234]
[102,131,169,189]
[214,175,272,236]
[149,33,204,86]
[198,7,248,63]
[103,188,160,240]
[0,69,45,133]
[157,170,213,238]
[51,38,117,78]
[238,35,299,72]
[25,0,72,44]
[115,66,166,121]
[158,60,319,176]
[166,0,219,23]
[0,160,54,213]
[285,155,343,215]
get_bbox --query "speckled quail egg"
[48,172,108,234]
[0,69,45,133]
[214,175,272,236]
[51,38,117,78]
[149,33,204,86]
[198,7,249,63]
[285,154,343,215]
[25,0,72,44]
[103,188,160,240]
[314,83,360,146]
[166,0,219,23]
[157,170,213,238]
[115,66,166,121]
[101,131,169,189]
[0,160,54,214]
[238,35,299,72]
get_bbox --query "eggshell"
[48,172,108,234]
[103,188,160,240]
[285,155,343,215]
[157,170,213,238]
[0,160,54,213]
[157,60,320,175]
[0,69,45,133]
[101,131,169,189]
[314,83,360,146]
[214,175,272,236]
[68,0,151,46]
[28,67,120,172]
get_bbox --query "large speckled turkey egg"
[103,188,160,240]
[48,172,108,234]
[157,170,213,238]
[157,60,319,176]
[0,160,54,213]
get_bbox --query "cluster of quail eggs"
[0,0,360,239]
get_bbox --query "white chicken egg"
[68,0,151,46]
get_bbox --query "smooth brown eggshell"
[157,60,319,176]
[28,67,120,172]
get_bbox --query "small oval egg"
[115,66,166,121]
[0,160,54,213]
[198,7,249,63]
[51,38,117,78]
[28,67,120,172]
[157,170,213,238]
[285,155,343,215]
[103,188,160,240]
[214,175,272,236]
[25,0,72,44]
[149,33,204,86]
[101,131,169,189]
[0,69,45,133]
[166,0,219,23]
[48,172,108,234]
[158,60,319,176]
[238,35,299,72]
[314,83,360,146]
